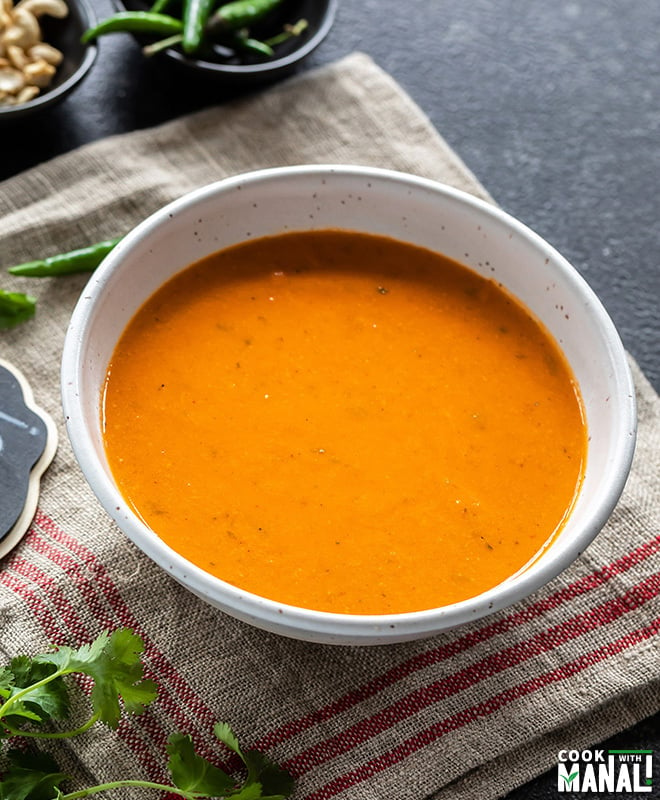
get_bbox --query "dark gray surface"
[1,1,658,797]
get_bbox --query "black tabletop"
[2,0,659,797]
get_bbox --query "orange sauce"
[102,230,586,614]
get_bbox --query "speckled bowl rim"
[61,165,637,645]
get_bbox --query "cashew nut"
[16,81,36,101]
[7,42,26,68]
[23,56,54,85]
[4,8,40,49]
[28,40,62,64]
[16,0,67,17]
[0,64,24,92]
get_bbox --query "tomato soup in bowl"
[62,166,636,644]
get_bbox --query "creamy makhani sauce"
[102,230,586,614]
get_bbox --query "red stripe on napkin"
[33,513,221,725]
[0,566,66,643]
[17,534,119,631]
[4,519,231,773]
[1,557,170,782]
[254,535,660,751]
[4,512,658,798]
[302,616,660,800]
[283,573,660,777]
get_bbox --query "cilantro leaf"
[35,629,157,729]
[166,732,235,796]
[226,784,264,800]
[0,291,36,329]
[0,749,68,800]
[6,658,69,724]
[83,629,158,725]
[0,630,293,800]
[213,722,242,759]
[213,723,293,799]
[240,751,293,800]
[0,668,13,697]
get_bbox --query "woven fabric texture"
[0,53,658,800]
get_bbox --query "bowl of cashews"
[0,0,96,118]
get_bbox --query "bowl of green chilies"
[82,0,337,86]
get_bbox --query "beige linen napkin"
[0,53,658,800]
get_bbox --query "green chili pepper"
[0,290,36,329]
[143,32,184,56]
[182,0,216,54]
[8,237,122,277]
[149,0,173,14]
[231,28,274,57]
[81,12,183,43]
[263,17,307,47]
[208,0,284,33]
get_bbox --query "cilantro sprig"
[0,629,293,800]
[0,629,157,737]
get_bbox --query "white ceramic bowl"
[61,165,636,645]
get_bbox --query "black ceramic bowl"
[0,0,97,120]
[114,0,337,86]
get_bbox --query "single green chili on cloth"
[8,238,122,277]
